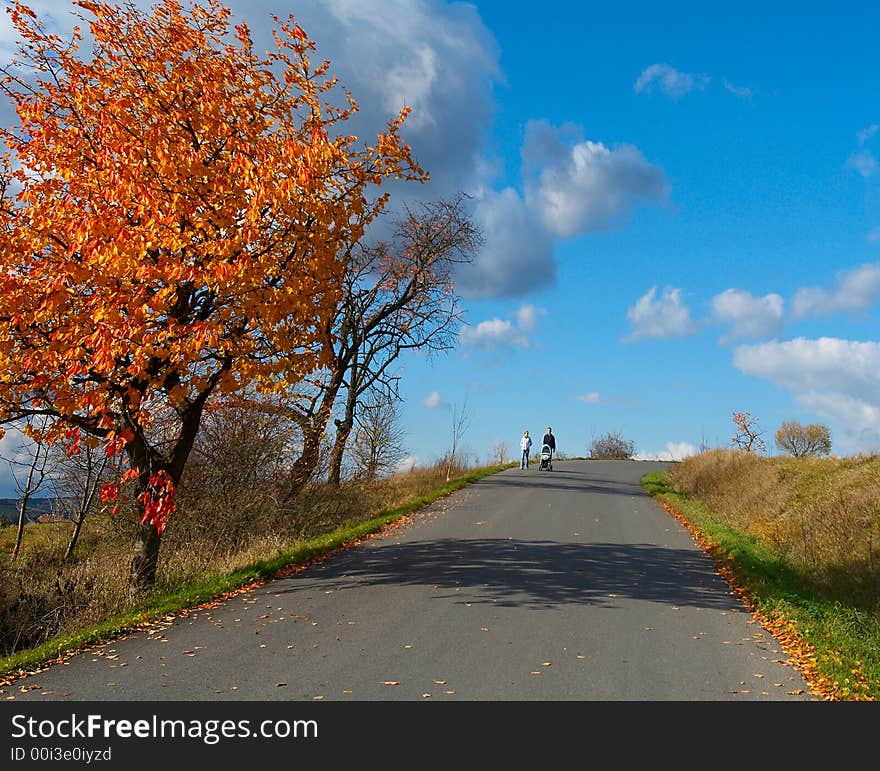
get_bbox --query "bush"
[590,432,635,460]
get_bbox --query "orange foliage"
[0,0,423,534]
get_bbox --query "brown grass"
[669,449,880,606]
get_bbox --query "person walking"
[520,430,532,470]
[542,426,556,457]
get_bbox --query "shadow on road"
[286,538,741,612]
[474,472,649,496]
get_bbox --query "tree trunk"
[64,512,85,562]
[328,349,360,487]
[284,402,335,498]
[11,489,31,562]
[129,518,162,596]
[328,417,354,486]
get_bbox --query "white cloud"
[394,455,419,473]
[459,318,528,351]
[857,124,879,146]
[635,442,697,461]
[792,262,880,318]
[624,286,696,342]
[576,392,602,404]
[723,80,752,98]
[456,187,555,299]
[421,391,443,409]
[847,150,878,178]
[711,288,784,341]
[459,303,546,353]
[733,337,880,453]
[794,392,880,453]
[522,120,668,238]
[633,64,710,100]
[515,304,545,332]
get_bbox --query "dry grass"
[669,449,880,607]
[0,457,477,657]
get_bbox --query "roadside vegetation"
[642,448,880,701]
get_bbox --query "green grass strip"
[0,461,516,679]
[641,470,880,701]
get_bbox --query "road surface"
[1,460,815,701]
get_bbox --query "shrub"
[590,432,635,460]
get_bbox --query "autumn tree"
[281,196,478,491]
[0,0,422,592]
[731,411,765,453]
[775,420,832,457]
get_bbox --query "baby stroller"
[539,443,553,471]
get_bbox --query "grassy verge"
[642,470,880,701]
[0,461,515,681]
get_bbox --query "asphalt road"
[2,460,815,701]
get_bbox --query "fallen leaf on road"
[313,695,324,700]
[576,655,585,660]
[434,680,446,685]
[445,690,455,695]
[422,693,431,699]
[343,690,353,694]
[276,682,287,687]
[383,681,399,686]
[542,662,551,667]
[530,671,541,676]
[773,683,783,687]
[404,645,413,649]
[787,689,804,695]
[754,674,765,678]
[480,627,489,632]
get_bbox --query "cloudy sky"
[2,0,879,492]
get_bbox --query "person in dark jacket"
[542,427,556,456]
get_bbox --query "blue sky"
[1,0,879,493]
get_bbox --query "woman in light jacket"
[520,430,532,470]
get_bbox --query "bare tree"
[731,411,766,453]
[699,427,711,454]
[446,400,471,481]
[51,441,117,562]
[4,418,54,561]
[775,420,832,457]
[282,196,480,494]
[493,439,508,465]
[349,391,407,481]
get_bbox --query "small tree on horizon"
[589,431,635,460]
[775,420,832,457]
[731,412,766,453]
